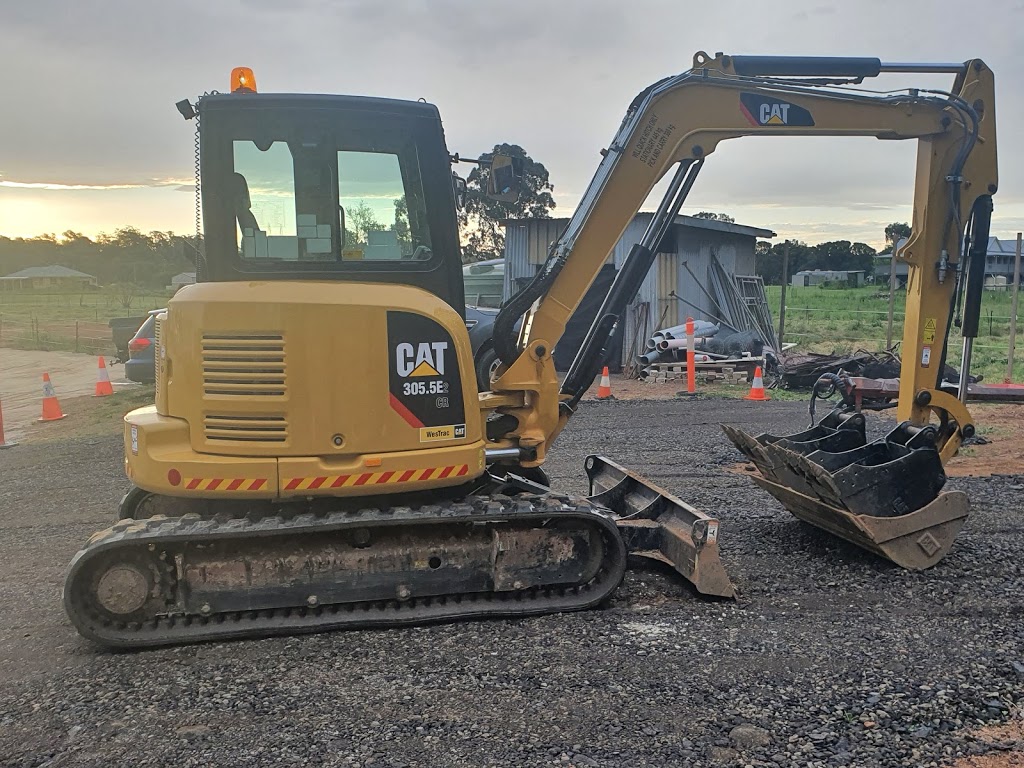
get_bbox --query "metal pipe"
[681,262,733,328]
[485,447,523,462]
[657,338,713,352]
[958,337,974,403]
[668,291,741,334]
[879,62,966,73]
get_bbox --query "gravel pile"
[0,399,1021,767]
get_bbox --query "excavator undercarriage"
[66,467,732,648]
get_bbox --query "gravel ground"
[0,398,1022,767]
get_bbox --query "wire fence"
[778,293,1024,381]
[0,290,170,355]
[0,317,115,355]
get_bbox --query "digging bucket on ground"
[724,415,968,570]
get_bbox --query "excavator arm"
[487,51,997,469]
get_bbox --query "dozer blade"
[727,420,969,570]
[585,455,735,598]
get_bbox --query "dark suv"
[124,311,160,384]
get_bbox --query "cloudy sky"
[2,0,1022,249]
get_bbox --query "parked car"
[465,304,503,389]
[109,315,149,363]
[124,310,161,384]
[462,259,504,308]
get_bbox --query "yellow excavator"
[65,53,996,647]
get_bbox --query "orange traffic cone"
[38,373,67,422]
[744,366,770,401]
[94,356,114,397]
[596,366,614,400]
[0,399,16,448]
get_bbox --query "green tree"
[345,201,382,247]
[806,240,876,273]
[459,143,555,262]
[884,222,912,249]
[393,196,410,251]
[693,211,735,223]
[755,239,814,284]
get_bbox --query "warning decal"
[387,311,465,433]
[923,317,937,344]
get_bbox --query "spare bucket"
[724,413,968,570]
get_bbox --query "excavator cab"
[195,90,467,309]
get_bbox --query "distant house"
[876,236,1023,288]
[169,272,197,291]
[0,265,98,291]
[791,269,865,288]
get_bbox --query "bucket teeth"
[768,443,847,508]
[722,425,779,479]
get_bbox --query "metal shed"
[503,215,775,366]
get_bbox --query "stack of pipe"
[638,322,719,366]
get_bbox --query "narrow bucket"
[584,455,735,598]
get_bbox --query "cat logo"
[740,93,815,128]
[396,341,448,377]
[760,103,790,125]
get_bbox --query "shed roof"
[504,213,774,240]
[0,264,96,280]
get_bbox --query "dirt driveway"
[0,349,130,443]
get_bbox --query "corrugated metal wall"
[503,215,762,366]
[503,218,571,298]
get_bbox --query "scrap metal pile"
[779,350,902,389]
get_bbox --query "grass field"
[767,284,1023,384]
[0,289,172,355]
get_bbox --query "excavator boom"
[484,52,994,570]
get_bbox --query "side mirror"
[452,173,468,209]
[486,154,523,203]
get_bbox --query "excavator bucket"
[724,415,968,570]
[585,455,735,598]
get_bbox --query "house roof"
[504,214,775,240]
[878,236,1019,259]
[0,264,96,280]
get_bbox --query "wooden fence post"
[886,253,898,349]
[778,241,789,345]
[1007,232,1023,382]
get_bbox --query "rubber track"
[64,495,627,649]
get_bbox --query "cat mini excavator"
[65,53,996,647]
